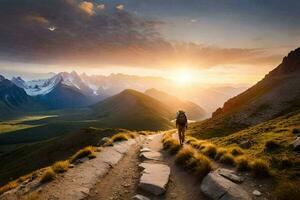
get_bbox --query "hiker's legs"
[182,126,186,143]
[178,127,184,145]
[178,127,182,145]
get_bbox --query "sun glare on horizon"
[176,70,192,85]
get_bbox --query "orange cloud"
[25,14,49,25]
[79,1,95,15]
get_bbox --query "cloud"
[0,0,285,70]
[97,4,105,10]
[25,14,49,25]
[116,4,125,10]
[79,1,95,15]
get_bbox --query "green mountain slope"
[145,88,206,120]
[91,89,174,130]
[188,47,300,138]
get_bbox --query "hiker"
[176,110,188,145]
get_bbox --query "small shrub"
[69,146,95,163]
[272,182,300,200]
[111,133,129,142]
[88,151,97,159]
[215,148,227,160]
[235,155,250,171]
[162,138,174,150]
[190,140,207,150]
[220,153,235,166]
[175,146,195,166]
[250,159,270,178]
[52,160,70,173]
[139,131,149,136]
[168,140,181,155]
[265,140,281,152]
[193,153,212,178]
[127,132,137,139]
[0,181,18,195]
[18,173,33,183]
[185,137,197,144]
[229,147,244,156]
[40,168,55,183]
[202,144,217,158]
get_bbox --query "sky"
[0,0,299,85]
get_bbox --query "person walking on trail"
[176,110,188,145]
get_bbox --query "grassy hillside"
[0,127,128,186]
[145,88,206,120]
[186,111,300,198]
[91,89,174,130]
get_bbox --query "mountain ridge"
[189,47,300,138]
[91,89,174,130]
[144,88,206,120]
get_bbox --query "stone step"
[138,162,170,195]
[200,171,251,200]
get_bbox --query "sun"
[177,71,192,84]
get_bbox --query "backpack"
[176,111,187,125]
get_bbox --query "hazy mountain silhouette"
[91,89,174,130]
[189,47,300,137]
[144,88,206,120]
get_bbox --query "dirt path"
[143,134,208,200]
[86,133,208,200]
[86,142,141,200]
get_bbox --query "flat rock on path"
[216,168,244,183]
[138,162,171,195]
[201,171,251,200]
[139,151,162,161]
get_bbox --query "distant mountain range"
[0,75,37,116]
[189,47,300,138]
[145,88,206,120]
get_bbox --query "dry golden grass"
[235,155,250,171]
[228,147,244,156]
[0,180,19,195]
[87,151,97,159]
[202,144,217,158]
[40,168,55,183]
[250,159,270,178]
[215,147,227,160]
[52,160,70,173]
[111,133,129,142]
[220,153,235,166]
[69,146,96,163]
[175,146,196,165]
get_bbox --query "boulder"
[239,140,252,149]
[252,190,262,196]
[291,137,300,152]
[138,163,170,195]
[201,171,251,200]
[217,168,244,183]
[140,151,162,161]
[132,194,150,200]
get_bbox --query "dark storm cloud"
[0,0,284,68]
[0,0,170,63]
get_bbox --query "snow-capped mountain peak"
[11,71,97,97]
[0,75,5,82]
